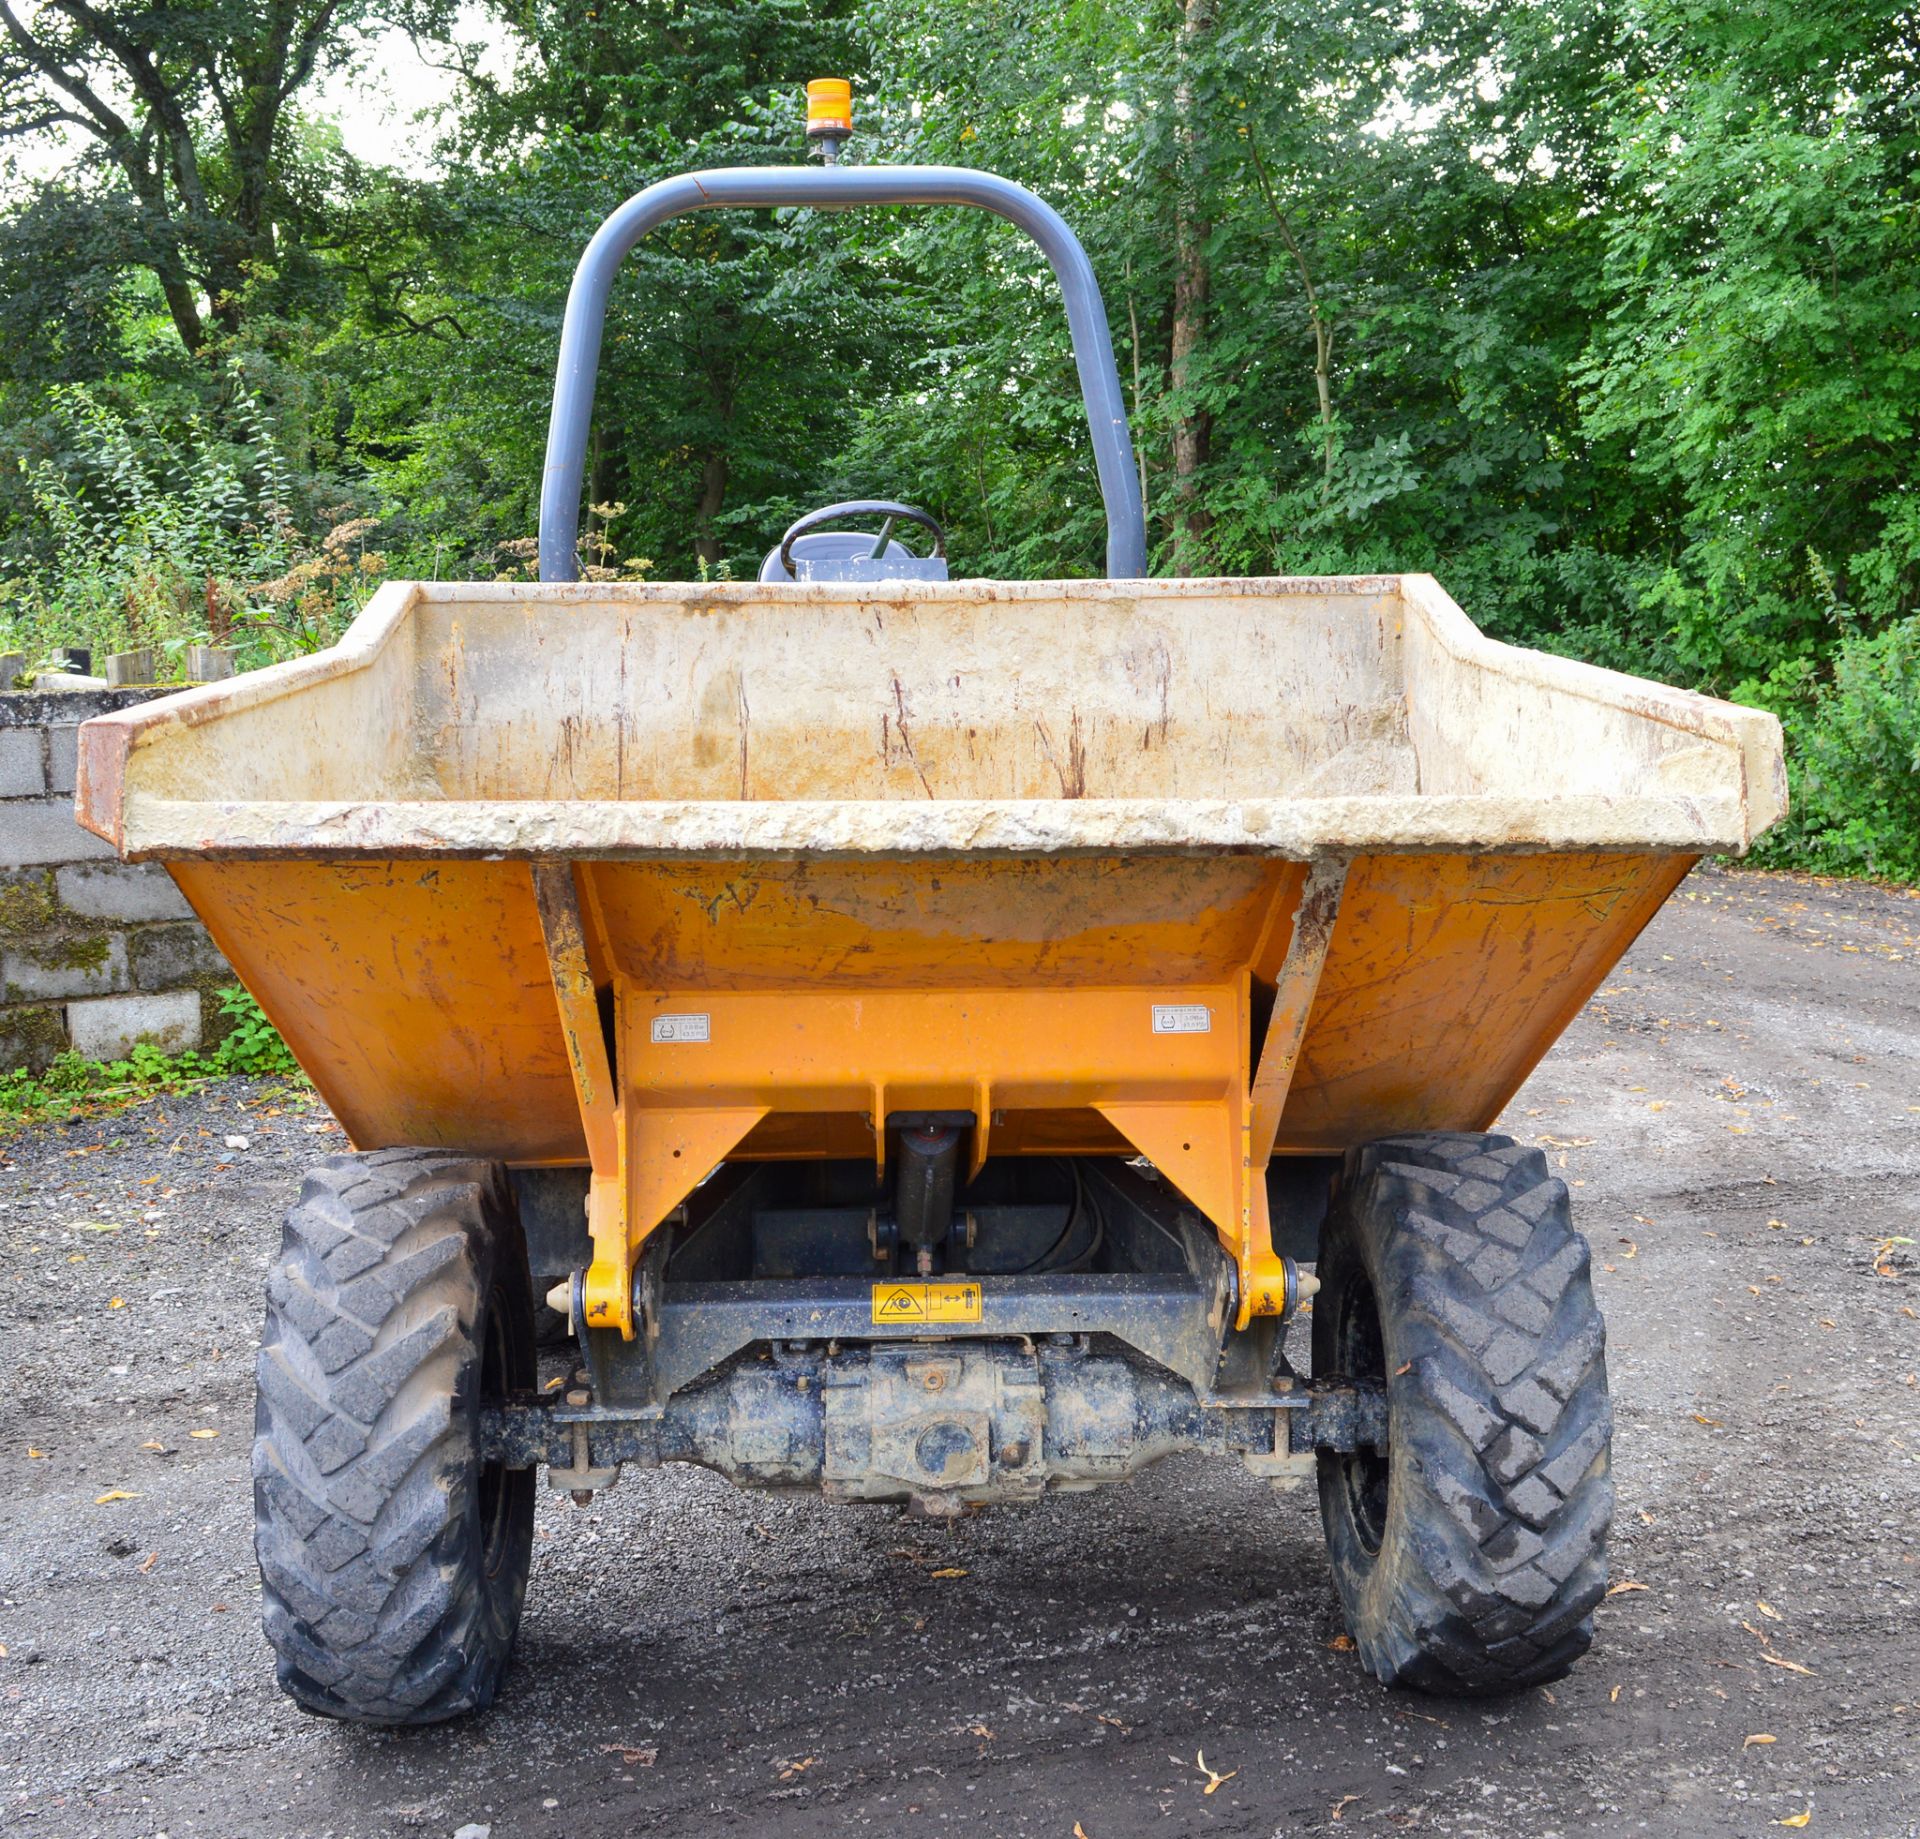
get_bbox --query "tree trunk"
[1169,0,1214,575]
[156,268,209,352]
[1247,136,1338,500]
[100,139,206,349]
[694,449,729,570]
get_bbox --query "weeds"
[0,987,306,1129]
[0,371,383,677]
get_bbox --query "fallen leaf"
[139,1439,166,1451]
[1609,1684,1622,1703]
[26,1447,45,1459]
[929,1567,968,1579]
[189,1428,219,1440]
[1331,1793,1363,1820]
[1872,1237,1914,1278]
[1693,1414,1724,1428]
[966,1722,995,1740]
[1621,1239,1639,1259]
[1328,1633,1356,1651]
[1757,1601,1781,1621]
[1775,1813,1811,1828]
[1174,1752,1238,1796]
[1818,1320,1837,1330]
[597,1743,657,1767]
[94,1490,138,1504]
[1394,1361,1412,1376]
[1606,1580,1650,1598]
[1744,1733,1777,1749]
[1096,1712,1131,1733]
[777,1757,818,1781]
[108,1297,125,1310]
[1761,1654,1815,1677]
[138,1551,159,1574]
[1074,1825,1092,1839]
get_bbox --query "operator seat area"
[759,498,950,583]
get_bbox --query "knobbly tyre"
[75,80,1785,1724]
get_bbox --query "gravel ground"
[2,862,1917,1839]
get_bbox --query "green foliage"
[324,0,892,583]
[0,0,434,355]
[0,986,305,1128]
[1575,0,1920,690]
[0,367,384,672]
[1752,617,1920,882]
[213,985,302,1077]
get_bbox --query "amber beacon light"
[806,77,853,159]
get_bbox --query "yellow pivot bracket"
[530,863,634,1338]
[1238,857,1348,1325]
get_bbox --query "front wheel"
[1314,1132,1613,1695]
[252,1150,536,1724]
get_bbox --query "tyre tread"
[1319,1131,1613,1696]
[252,1150,529,1725]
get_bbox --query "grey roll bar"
[537,165,1149,583]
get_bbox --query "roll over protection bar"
[538,165,1149,583]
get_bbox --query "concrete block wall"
[1,690,236,1072]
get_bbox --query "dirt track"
[2,863,1918,1838]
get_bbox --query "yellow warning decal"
[870,1280,983,1325]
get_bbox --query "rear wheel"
[252,1150,535,1724]
[1314,1132,1612,1695]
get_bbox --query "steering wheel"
[776,500,946,579]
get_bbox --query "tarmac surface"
[2,863,1917,1838]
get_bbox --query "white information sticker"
[1151,1003,1213,1036]
[651,1013,712,1045]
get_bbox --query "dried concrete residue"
[78,572,1785,860]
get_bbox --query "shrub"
[1753,617,1920,882]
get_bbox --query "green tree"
[1578,0,1920,689]
[0,0,423,351]
[332,0,905,578]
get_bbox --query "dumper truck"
[75,84,1786,1724]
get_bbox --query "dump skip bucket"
[77,569,1783,1323]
